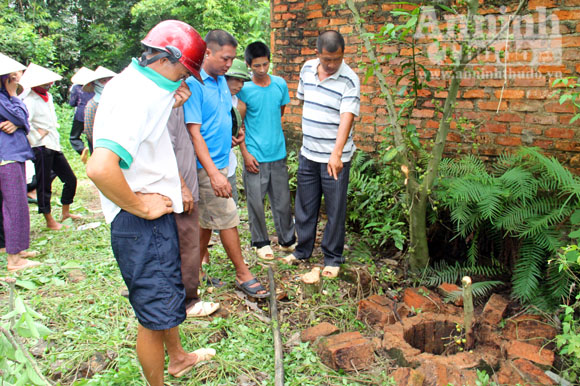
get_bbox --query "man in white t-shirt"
[86,20,215,385]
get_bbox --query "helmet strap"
[139,47,174,67]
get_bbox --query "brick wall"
[270,0,580,170]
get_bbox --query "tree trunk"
[408,187,429,270]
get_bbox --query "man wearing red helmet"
[86,20,215,385]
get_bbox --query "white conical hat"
[0,53,26,76]
[82,66,117,92]
[71,67,95,85]
[19,63,63,89]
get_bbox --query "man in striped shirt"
[283,30,360,278]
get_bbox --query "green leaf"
[569,229,580,238]
[570,210,580,225]
[383,147,399,162]
[27,365,46,386]
[61,261,83,269]
[15,280,38,290]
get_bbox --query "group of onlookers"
[2,19,360,386]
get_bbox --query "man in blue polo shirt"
[184,30,269,298]
[283,30,360,279]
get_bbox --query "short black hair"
[205,29,238,51]
[244,42,270,66]
[316,30,345,53]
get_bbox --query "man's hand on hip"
[135,192,174,220]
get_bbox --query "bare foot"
[168,348,216,377]
[47,221,64,230]
[27,190,37,200]
[61,213,82,221]
[7,258,42,272]
[19,250,39,258]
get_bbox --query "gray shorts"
[197,167,240,230]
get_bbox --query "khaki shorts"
[197,167,240,230]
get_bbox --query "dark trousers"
[0,191,4,249]
[33,147,77,214]
[294,154,351,267]
[174,203,201,309]
[69,119,86,155]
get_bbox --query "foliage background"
[0,0,270,101]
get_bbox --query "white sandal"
[256,245,275,260]
[322,266,340,278]
[186,301,220,318]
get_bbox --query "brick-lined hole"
[403,321,461,355]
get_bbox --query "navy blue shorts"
[111,211,186,330]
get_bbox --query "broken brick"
[502,314,558,347]
[391,367,426,386]
[403,286,443,313]
[437,283,463,306]
[496,359,557,385]
[481,294,509,325]
[316,331,375,371]
[301,322,339,343]
[505,340,555,367]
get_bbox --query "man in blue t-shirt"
[184,30,269,298]
[238,42,296,261]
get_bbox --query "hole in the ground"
[403,320,462,355]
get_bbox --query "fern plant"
[435,147,580,310]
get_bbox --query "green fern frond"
[511,240,546,303]
[422,261,505,287]
[442,281,504,304]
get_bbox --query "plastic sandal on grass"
[171,348,217,377]
[322,266,340,278]
[187,301,220,318]
[256,245,274,260]
[235,278,270,298]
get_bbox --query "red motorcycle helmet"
[141,20,206,83]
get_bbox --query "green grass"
[0,105,395,386]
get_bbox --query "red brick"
[497,359,557,385]
[273,4,287,12]
[562,36,580,47]
[538,65,572,74]
[456,100,474,109]
[479,101,507,110]
[528,0,557,8]
[527,89,550,99]
[412,109,435,118]
[316,332,375,371]
[559,115,576,125]
[545,102,575,113]
[301,322,339,343]
[403,287,443,313]
[511,101,542,112]
[495,113,521,122]
[437,283,463,306]
[506,340,555,367]
[545,127,576,139]
[556,141,580,151]
[525,115,557,125]
[481,79,506,87]
[463,90,487,99]
[482,294,509,325]
[306,10,323,19]
[494,89,524,99]
[554,10,580,20]
[391,368,426,386]
[482,123,507,133]
[496,136,522,146]
[532,139,553,149]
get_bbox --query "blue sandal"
[236,278,270,299]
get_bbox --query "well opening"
[403,320,462,355]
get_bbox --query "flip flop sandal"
[171,348,217,377]
[202,275,225,288]
[279,242,297,252]
[280,254,303,265]
[256,245,275,260]
[235,278,270,299]
[322,266,340,278]
[187,301,220,318]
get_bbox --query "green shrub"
[435,148,580,310]
[346,148,407,251]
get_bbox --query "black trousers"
[33,147,77,214]
[69,119,86,155]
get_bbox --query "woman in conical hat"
[68,67,95,162]
[0,53,41,271]
[81,66,117,154]
[20,62,81,230]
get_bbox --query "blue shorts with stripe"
[111,211,186,330]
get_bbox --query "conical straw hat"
[19,63,63,89]
[71,67,95,85]
[82,66,117,92]
[0,53,26,76]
